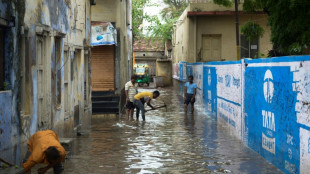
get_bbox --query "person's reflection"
[184,114,195,135]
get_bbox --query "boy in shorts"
[184,75,197,114]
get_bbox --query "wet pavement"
[63,87,282,174]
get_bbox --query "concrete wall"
[135,51,163,58]
[0,0,26,165]
[172,2,272,63]
[0,0,92,166]
[173,56,310,174]
[195,14,271,61]
[135,51,163,77]
[156,60,172,86]
[189,2,243,12]
[91,0,120,27]
[173,6,191,63]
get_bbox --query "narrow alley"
[62,88,281,174]
[1,1,310,173]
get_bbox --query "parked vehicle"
[134,64,150,86]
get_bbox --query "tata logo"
[262,70,276,154]
[263,70,274,104]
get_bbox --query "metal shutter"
[91,45,115,91]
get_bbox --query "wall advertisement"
[174,56,310,174]
[244,57,310,174]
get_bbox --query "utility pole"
[234,0,240,60]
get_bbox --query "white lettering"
[286,134,294,145]
[262,133,275,154]
[285,160,296,174]
[262,110,275,131]
[288,148,292,159]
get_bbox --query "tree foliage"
[146,0,188,41]
[213,0,310,55]
[213,0,233,7]
[241,21,264,41]
[132,0,149,38]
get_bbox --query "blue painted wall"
[245,66,299,173]
[0,92,12,152]
[173,55,310,173]
[203,66,217,116]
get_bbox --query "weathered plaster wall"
[172,6,191,63]
[91,0,119,27]
[173,56,310,174]
[196,14,271,61]
[0,0,26,166]
[0,0,92,166]
[22,0,91,136]
[135,51,163,58]
[172,2,272,63]
[156,60,172,86]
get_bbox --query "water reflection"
[63,87,282,174]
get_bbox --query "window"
[201,34,222,62]
[84,51,89,106]
[241,35,259,58]
[20,34,31,115]
[55,37,62,106]
[0,29,5,90]
[37,35,47,127]
[64,50,70,114]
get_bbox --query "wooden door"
[202,35,221,62]
[91,45,115,91]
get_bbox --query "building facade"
[91,0,133,113]
[172,1,272,63]
[133,37,165,80]
[0,0,93,166]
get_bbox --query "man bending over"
[134,91,160,121]
[23,130,66,174]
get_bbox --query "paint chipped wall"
[0,0,92,166]
[0,0,26,166]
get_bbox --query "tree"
[132,0,149,38]
[146,0,188,41]
[214,0,310,55]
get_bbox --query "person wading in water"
[184,75,197,114]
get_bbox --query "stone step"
[92,107,119,114]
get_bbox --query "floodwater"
[63,87,282,174]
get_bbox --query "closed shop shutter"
[91,45,115,91]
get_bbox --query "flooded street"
[63,87,282,174]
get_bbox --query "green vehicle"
[134,64,150,86]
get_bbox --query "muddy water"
[63,88,282,174]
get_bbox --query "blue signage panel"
[203,66,217,116]
[187,66,193,78]
[245,66,299,174]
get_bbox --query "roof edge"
[187,11,266,17]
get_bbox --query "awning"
[91,22,117,46]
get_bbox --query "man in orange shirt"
[23,130,66,174]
